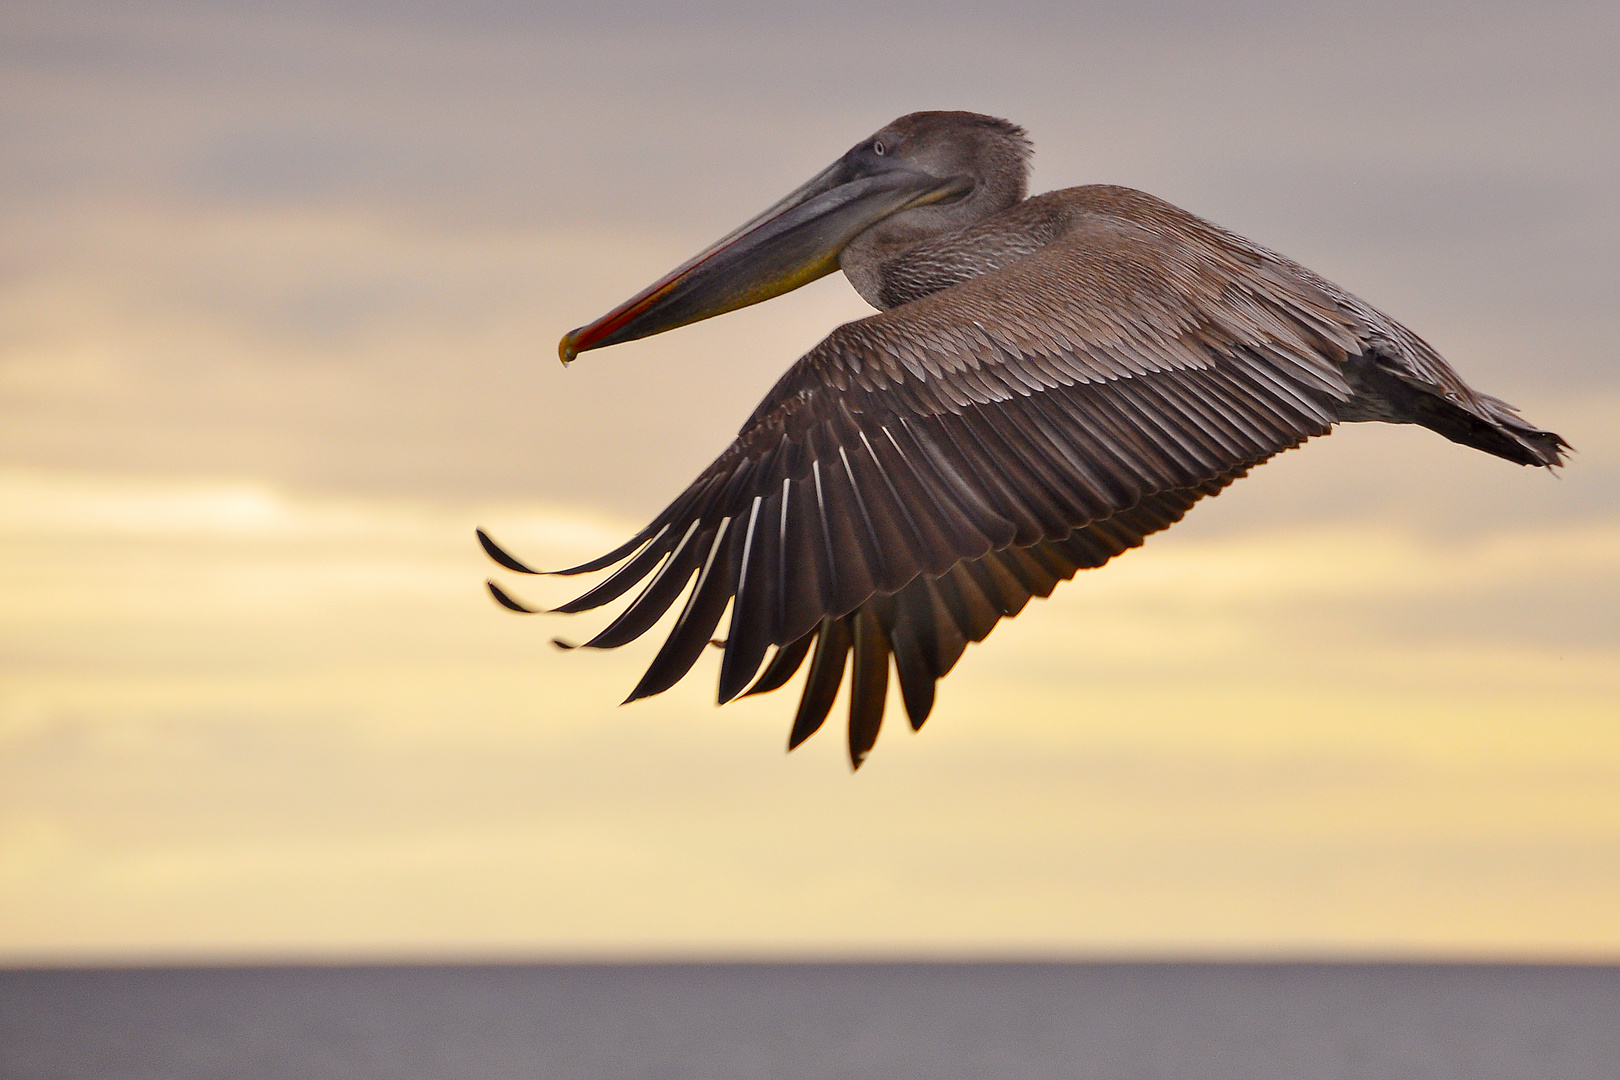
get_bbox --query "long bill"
[558,161,970,363]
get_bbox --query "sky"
[2,0,1617,962]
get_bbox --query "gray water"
[2,962,1616,1080]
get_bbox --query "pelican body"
[482,111,1567,768]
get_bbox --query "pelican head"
[558,111,1032,362]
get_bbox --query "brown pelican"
[480,111,1567,768]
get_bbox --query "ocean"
[2,962,1616,1079]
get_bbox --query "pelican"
[480,111,1567,768]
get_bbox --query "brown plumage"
[481,111,1567,768]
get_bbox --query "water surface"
[3,962,1616,1079]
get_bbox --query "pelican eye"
[873,140,886,156]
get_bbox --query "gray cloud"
[2,0,1615,522]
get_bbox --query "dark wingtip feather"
[888,611,939,731]
[788,619,849,750]
[551,522,679,614]
[551,637,579,650]
[846,607,889,769]
[717,628,769,705]
[898,673,935,731]
[717,497,776,705]
[477,529,540,574]
[744,633,815,698]
[486,580,540,613]
[549,525,664,577]
[624,520,739,703]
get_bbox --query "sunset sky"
[3,0,1617,962]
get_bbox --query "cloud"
[3,1,1613,517]
[3,1,1617,960]
[2,470,1616,960]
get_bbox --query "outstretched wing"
[489,195,1370,765]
